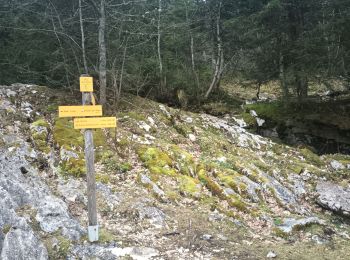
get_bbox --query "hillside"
[1,84,350,259]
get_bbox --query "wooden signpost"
[58,75,117,242]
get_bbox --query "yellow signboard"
[74,117,117,129]
[59,105,103,118]
[80,77,93,92]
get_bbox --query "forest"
[0,0,349,104]
[2,1,350,259]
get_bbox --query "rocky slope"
[1,84,350,259]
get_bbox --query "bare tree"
[185,0,200,91]
[79,0,88,74]
[157,0,165,93]
[99,0,107,105]
[205,0,223,99]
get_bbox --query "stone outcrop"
[316,181,350,216]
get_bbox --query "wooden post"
[82,77,98,242]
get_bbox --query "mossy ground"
[53,118,113,177]
[29,87,350,245]
[6,85,350,259]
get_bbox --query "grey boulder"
[316,181,350,216]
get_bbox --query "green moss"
[300,148,323,167]
[119,111,146,121]
[178,175,201,197]
[274,218,283,225]
[53,118,106,149]
[241,112,256,127]
[31,119,50,153]
[96,174,111,184]
[233,162,267,184]
[100,150,119,172]
[118,137,129,148]
[60,156,86,177]
[217,173,248,196]
[32,118,50,128]
[174,123,192,137]
[198,170,227,200]
[47,104,58,113]
[273,227,289,238]
[169,145,197,176]
[252,160,270,173]
[165,190,181,201]
[228,196,249,212]
[99,228,118,243]
[2,224,11,234]
[53,118,84,148]
[45,236,71,260]
[271,144,287,155]
[202,102,232,116]
[287,163,304,174]
[245,102,284,122]
[119,162,132,172]
[137,146,176,176]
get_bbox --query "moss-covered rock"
[137,146,176,177]
[59,148,86,177]
[178,175,202,198]
[53,118,109,177]
[45,236,71,260]
[299,148,323,167]
[53,118,106,149]
[30,118,50,154]
[168,145,197,176]
[53,118,84,149]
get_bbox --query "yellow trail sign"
[80,76,93,92]
[74,117,117,129]
[59,105,103,118]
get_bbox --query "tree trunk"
[256,81,261,100]
[185,1,200,92]
[279,53,289,100]
[117,44,127,106]
[157,0,164,93]
[79,0,88,74]
[296,72,308,101]
[99,0,107,106]
[204,1,223,99]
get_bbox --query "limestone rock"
[256,117,265,127]
[1,220,48,260]
[35,197,84,240]
[134,202,166,228]
[139,174,165,199]
[330,160,345,171]
[316,181,350,216]
[57,178,85,203]
[267,251,277,258]
[0,230,4,254]
[0,130,84,259]
[250,110,258,117]
[96,182,123,210]
[71,244,117,260]
[232,117,247,128]
[188,133,196,142]
[138,121,151,132]
[276,217,323,234]
[111,246,159,260]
